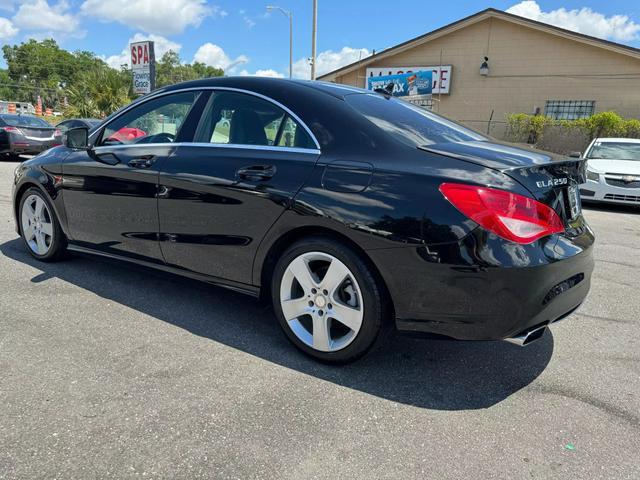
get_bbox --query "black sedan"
[11,77,594,363]
[0,114,62,159]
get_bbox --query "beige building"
[320,8,640,137]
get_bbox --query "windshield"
[345,93,486,147]
[1,115,51,128]
[587,142,640,161]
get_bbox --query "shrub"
[506,111,640,144]
[623,119,640,138]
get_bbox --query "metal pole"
[267,6,293,79]
[311,0,317,80]
[289,13,293,78]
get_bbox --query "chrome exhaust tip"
[504,325,548,347]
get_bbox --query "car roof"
[158,76,368,100]
[593,137,640,144]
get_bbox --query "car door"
[62,90,202,263]
[157,89,321,285]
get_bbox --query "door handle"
[128,155,156,169]
[237,165,276,181]
[94,152,120,166]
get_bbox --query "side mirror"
[65,127,89,149]
[569,151,582,158]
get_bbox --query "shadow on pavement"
[1,237,554,410]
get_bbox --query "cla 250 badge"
[536,178,568,188]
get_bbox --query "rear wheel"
[19,187,67,262]
[1,153,19,162]
[272,236,387,363]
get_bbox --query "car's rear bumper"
[580,178,640,206]
[2,139,57,155]
[367,222,595,341]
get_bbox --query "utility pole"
[289,12,293,78]
[267,6,293,78]
[311,0,317,80]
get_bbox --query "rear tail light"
[54,129,62,137]
[1,126,21,134]
[439,183,565,244]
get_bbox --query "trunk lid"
[420,140,587,225]
[18,126,56,141]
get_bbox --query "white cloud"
[103,33,181,69]
[80,0,224,35]
[243,15,256,28]
[239,9,260,28]
[239,69,284,78]
[506,1,640,42]
[0,17,17,38]
[293,46,370,79]
[193,42,248,73]
[12,0,82,37]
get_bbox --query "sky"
[0,0,639,78]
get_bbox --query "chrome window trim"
[92,142,321,156]
[90,86,321,151]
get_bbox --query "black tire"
[18,187,67,262]
[1,152,18,162]
[271,235,388,364]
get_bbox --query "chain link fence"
[460,120,592,155]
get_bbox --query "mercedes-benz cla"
[12,77,594,363]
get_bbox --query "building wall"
[331,17,640,135]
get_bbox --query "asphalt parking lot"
[0,158,639,479]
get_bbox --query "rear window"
[0,115,51,128]
[345,93,485,147]
[587,142,640,161]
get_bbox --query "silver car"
[580,137,640,206]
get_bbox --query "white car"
[580,137,640,206]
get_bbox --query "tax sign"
[130,41,156,95]
[366,66,452,94]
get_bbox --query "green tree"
[2,39,105,108]
[1,40,223,117]
[64,66,132,118]
[0,69,13,100]
[155,51,223,87]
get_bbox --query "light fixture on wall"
[480,57,489,76]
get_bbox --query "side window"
[196,91,316,149]
[99,91,199,146]
[277,116,315,149]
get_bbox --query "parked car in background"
[0,114,62,160]
[580,138,640,206]
[55,118,101,133]
[11,77,594,363]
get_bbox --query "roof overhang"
[319,8,640,81]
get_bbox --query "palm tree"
[65,66,132,118]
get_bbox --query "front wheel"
[19,187,67,262]
[272,236,387,363]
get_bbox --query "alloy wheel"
[279,252,364,352]
[21,194,54,256]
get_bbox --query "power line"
[0,83,62,91]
